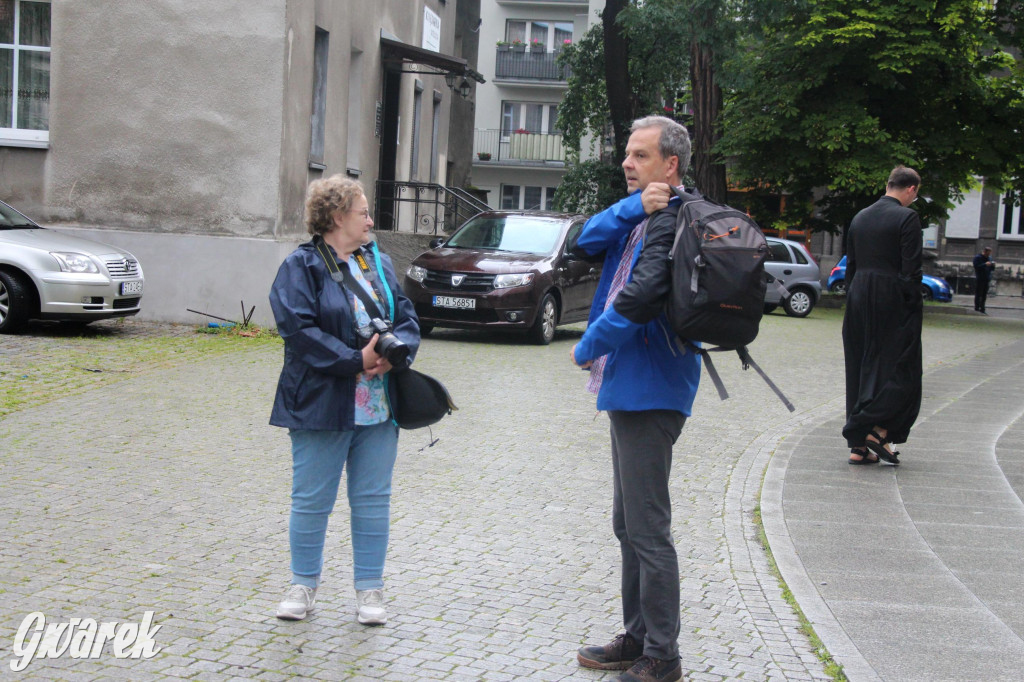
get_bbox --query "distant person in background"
[973,246,995,314]
[842,165,923,466]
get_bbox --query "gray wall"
[45,0,287,237]
[1,0,467,325]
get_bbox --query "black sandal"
[848,446,879,465]
[865,428,900,465]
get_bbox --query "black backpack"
[658,186,794,411]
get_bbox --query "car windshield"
[0,202,39,229]
[446,215,564,255]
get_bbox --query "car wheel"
[920,284,933,301]
[783,288,814,318]
[763,304,778,315]
[829,280,846,294]
[419,322,434,337]
[528,293,558,345]
[0,271,34,334]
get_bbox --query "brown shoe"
[615,655,683,682]
[577,632,643,670]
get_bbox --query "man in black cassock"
[842,165,923,466]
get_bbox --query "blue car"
[827,256,953,301]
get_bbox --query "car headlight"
[493,273,534,289]
[407,265,427,283]
[50,252,99,274]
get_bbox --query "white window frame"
[505,19,573,53]
[1,0,50,148]
[500,99,560,139]
[500,184,558,210]
[997,192,1023,241]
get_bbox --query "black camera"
[357,318,410,366]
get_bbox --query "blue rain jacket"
[269,239,420,431]
[573,191,701,415]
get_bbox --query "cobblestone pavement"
[2,310,1022,681]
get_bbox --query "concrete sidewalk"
[763,337,1024,681]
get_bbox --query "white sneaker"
[356,589,387,625]
[276,584,316,620]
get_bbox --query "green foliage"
[555,24,610,163]
[718,0,1024,232]
[553,159,628,215]
[557,4,694,162]
[554,2,693,214]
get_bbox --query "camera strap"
[314,237,391,321]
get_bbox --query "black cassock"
[842,195,923,448]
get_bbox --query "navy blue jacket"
[269,239,420,431]
[573,191,701,415]
[973,252,994,282]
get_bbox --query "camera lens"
[376,332,409,366]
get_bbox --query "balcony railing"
[473,129,566,164]
[494,50,570,81]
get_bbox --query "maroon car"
[402,211,601,344]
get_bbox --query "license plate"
[433,296,475,310]
[120,281,143,295]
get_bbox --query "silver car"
[0,199,144,333]
[764,237,821,317]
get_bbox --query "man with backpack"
[569,115,699,682]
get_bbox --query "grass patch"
[752,504,848,681]
[0,325,281,418]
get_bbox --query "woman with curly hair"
[269,175,420,625]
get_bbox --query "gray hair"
[305,175,365,237]
[631,115,691,177]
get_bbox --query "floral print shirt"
[347,258,390,426]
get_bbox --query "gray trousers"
[609,409,686,661]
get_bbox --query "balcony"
[496,1,589,6]
[494,50,571,82]
[473,129,566,165]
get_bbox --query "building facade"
[470,0,601,211]
[1,0,480,325]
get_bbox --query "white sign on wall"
[423,7,441,52]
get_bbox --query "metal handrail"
[374,180,492,235]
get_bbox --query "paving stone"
[3,311,1023,679]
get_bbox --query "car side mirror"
[429,237,445,249]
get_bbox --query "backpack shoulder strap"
[678,338,795,411]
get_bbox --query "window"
[501,185,520,210]
[501,100,559,137]
[345,49,363,176]
[410,82,423,180]
[767,241,792,263]
[505,19,573,52]
[429,93,441,184]
[309,27,329,168]
[1,0,50,147]
[998,192,1023,240]
[500,184,558,210]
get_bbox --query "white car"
[0,199,144,333]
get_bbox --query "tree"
[718,0,1024,233]
[554,2,694,213]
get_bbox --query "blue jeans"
[288,423,399,591]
